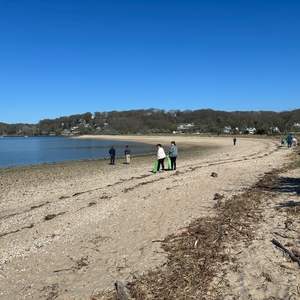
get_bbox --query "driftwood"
[272,231,292,239]
[44,211,65,221]
[115,280,131,300]
[271,239,300,268]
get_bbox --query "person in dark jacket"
[109,146,116,165]
[287,134,293,148]
[169,141,178,170]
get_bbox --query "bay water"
[0,136,155,168]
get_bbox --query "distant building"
[62,129,70,135]
[177,123,194,130]
[70,126,79,133]
[268,126,280,133]
[223,126,232,134]
[245,127,257,134]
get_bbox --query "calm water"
[0,136,155,168]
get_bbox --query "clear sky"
[1,0,299,124]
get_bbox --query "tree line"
[1,108,300,136]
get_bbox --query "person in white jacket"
[156,144,166,172]
[293,137,298,146]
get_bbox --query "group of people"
[108,145,131,165]
[281,134,298,148]
[156,141,178,172]
[108,141,179,172]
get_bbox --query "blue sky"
[1,0,299,124]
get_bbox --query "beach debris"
[271,239,300,268]
[194,239,199,248]
[44,212,65,221]
[44,214,56,220]
[152,238,165,242]
[30,201,50,209]
[39,283,59,299]
[0,223,34,238]
[115,280,132,300]
[213,193,224,200]
[53,256,89,273]
[284,217,293,230]
[210,172,218,178]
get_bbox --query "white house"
[269,126,280,133]
[177,123,194,130]
[246,127,257,134]
[223,126,232,134]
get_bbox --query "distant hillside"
[1,108,300,136]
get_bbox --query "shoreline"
[0,136,296,299]
[0,134,222,170]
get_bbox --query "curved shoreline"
[0,134,221,170]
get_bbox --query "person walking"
[233,137,237,145]
[156,144,166,172]
[124,145,131,164]
[169,141,178,170]
[109,146,116,165]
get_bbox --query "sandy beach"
[0,135,299,299]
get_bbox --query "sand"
[0,135,299,299]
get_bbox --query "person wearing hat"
[169,141,178,170]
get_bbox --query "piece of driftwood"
[271,239,300,268]
[115,280,131,300]
[272,231,292,239]
[152,238,165,242]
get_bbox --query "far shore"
[73,133,266,149]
